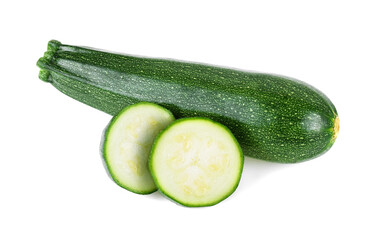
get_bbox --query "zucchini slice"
[102,102,175,194]
[149,118,244,207]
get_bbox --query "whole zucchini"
[37,40,339,163]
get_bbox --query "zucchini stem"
[36,40,61,82]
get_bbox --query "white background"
[1,1,371,239]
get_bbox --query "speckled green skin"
[37,40,339,163]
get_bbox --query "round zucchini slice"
[102,102,175,194]
[149,118,244,207]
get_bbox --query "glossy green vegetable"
[149,118,244,207]
[37,40,339,163]
[102,102,174,194]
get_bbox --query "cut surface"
[150,118,244,207]
[103,102,174,194]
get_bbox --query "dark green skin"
[37,40,339,163]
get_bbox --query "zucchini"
[102,102,174,194]
[149,118,244,207]
[37,40,339,163]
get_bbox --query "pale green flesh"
[104,103,174,194]
[150,118,243,206]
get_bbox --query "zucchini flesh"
[149,118,244,207]
[37,40,339,163]
[102,102,174,194]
